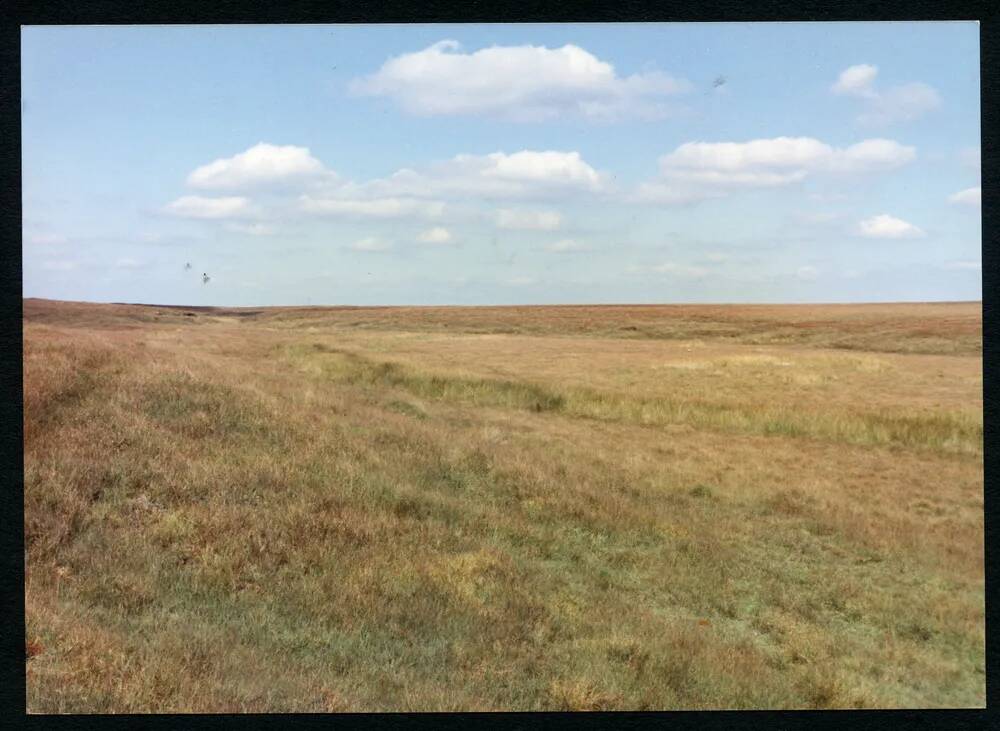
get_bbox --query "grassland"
[23,298,983,711]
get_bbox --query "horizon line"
[23,297,984,310]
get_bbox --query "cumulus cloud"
[482,150,602,188]
[174,149,602,228]
[948,187,981,207]
[633,136,914,205]
[657,136,915,188]
[831,64,941,125]
[299,196,445,220]
[495,209,562,230]
[350,237,392,252]
[361,150,606,201]
[417,227,454,245]
[857,214,925,239]
[164,148,602,232]
[163,195,253,219]
[860,84,941,125]
[832,139,918,171]
[831,64,879,97]
[187,143,331,189]
[351,40,690,122]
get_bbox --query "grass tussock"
[296,344,566,413]
[24,300,984,711]
[289,344,980,455]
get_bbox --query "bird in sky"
[184,262,192,271]
[202,273,210,284]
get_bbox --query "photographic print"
[21,22,983,712]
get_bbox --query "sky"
[22,22,981,306]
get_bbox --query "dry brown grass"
[23,299,982,354]
[23,298,984,711]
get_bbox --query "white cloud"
[634,137,914,204]
[857,214,925,239]
[484,150,601,187]
[831,64,879,97]
[659,137,831,186]
[496,209,562,230]
[362,150,605,201]
[417,227,454,245]
[831,64,941,125]
[948,187,981,207]
[859,83,941,126]
[796,265,819,280]
[657,136,915,188]
[114,257,142,269]
[351,40,690,122]
[545,239,591,253]
[163,195,253,219]
[943,260,981,271]
[299,196,444,220]
[350,237,392,252]
[210,149,604,219]
[833,139,917,172]
[27,233,68,246]
[187,143,330,189]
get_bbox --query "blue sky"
[22,23,981,306]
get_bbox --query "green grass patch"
[290,345,981,455]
